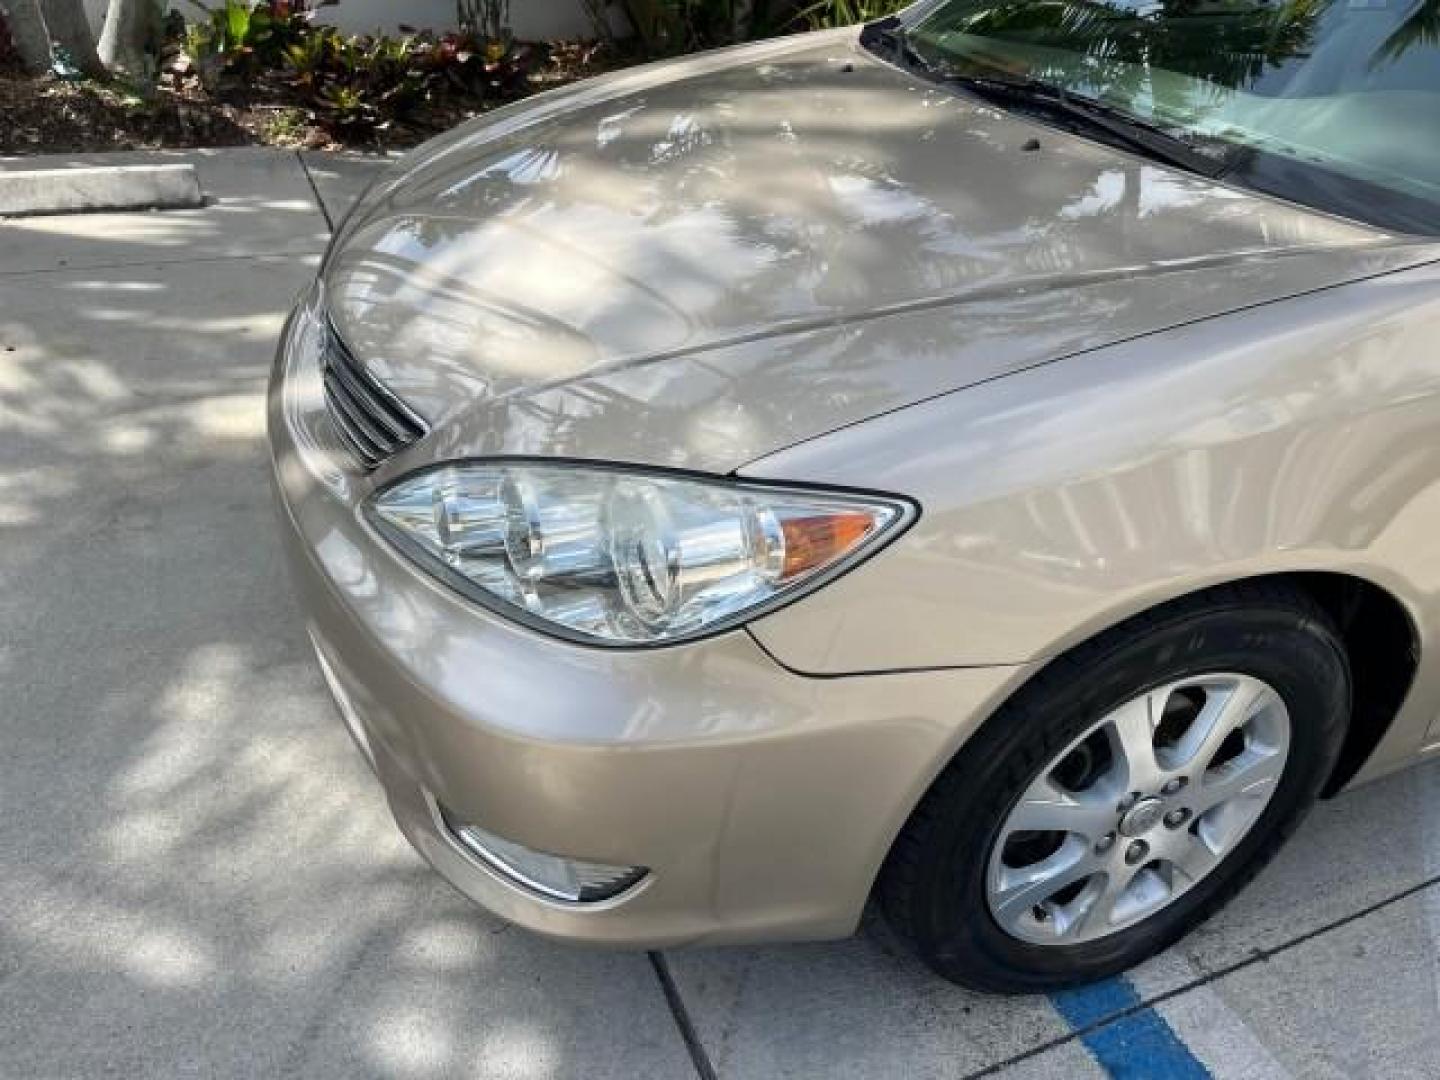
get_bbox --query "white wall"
[84,1,601,40]
[315,0,599,38]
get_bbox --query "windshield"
[888,0,1440,232]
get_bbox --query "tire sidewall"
[909,603,1349,992]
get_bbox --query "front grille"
[321,322,427,470]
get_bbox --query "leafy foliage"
[791,0,907,30]
[171,1,547,137]
[184,0,328,74]
[614,0,906,56]
[913,0,1327,126]
[149,0,905,144]
[1373,0,1440,68]
[617,0,729,54]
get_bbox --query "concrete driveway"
[4,148,1440,1080]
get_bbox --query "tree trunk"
[732,0,756,42]
[40,0,102,76]
[96,0,153,76]
[1,0,53,74]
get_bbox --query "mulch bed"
[0,40,621,155]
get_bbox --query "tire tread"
[879,579,1347,992]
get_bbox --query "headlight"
[366,461,914,646]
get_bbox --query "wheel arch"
[875,569,1422,899]
[1028,571,1420,794]
[1280,572,1422,794]
[872,571,1396,988]
[868,568,1423,930]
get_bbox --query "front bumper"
[267,306,1029,947]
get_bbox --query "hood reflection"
[324,30,1407,471]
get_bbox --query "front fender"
[742,258,1440,675]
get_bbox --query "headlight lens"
[367,462,913,646]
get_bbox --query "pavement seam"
[965,871,1440,1078]
[648,951,720,1080]
[1051,976,1210,1078]
[295,150,335,233]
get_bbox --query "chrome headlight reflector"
[367,462,914,646]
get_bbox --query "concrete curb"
[0,163,204,217]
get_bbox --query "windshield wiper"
[858,15,936,80]
[858,16,1225,179]
[944,73,1227,179]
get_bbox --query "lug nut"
[1164,809,1191,829]
[1161,777,1188,796]
[1095,832,1117,854]
[1125,839,1149,865]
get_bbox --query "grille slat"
[328,355,411,441]
[324,373,391,463]
[329,411,384,468]
[321,322,426,471]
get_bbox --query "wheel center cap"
[1119,796,1165,837]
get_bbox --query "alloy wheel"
[985,673,1290,945]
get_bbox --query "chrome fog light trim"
[436,802,648,903]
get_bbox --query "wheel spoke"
[1191,745,1286,817]
[1073,861,1141,936]
[986,671,1291,947]
[1106,692,1163,792]
[1156,829,1222,884]
[1005,776,1116,842]
[991,845,1099,923]
[1173,678,1272,774]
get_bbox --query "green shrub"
[184,0,326,72]
[790,0,906,29]
[167,0,906,141]
[613,0,907,57]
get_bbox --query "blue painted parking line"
[1050,977,1211,1079]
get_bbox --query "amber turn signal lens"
[779,512,879,580]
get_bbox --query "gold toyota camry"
[269,0,1440,991]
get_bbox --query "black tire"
[879,580,1351,993]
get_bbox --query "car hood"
[326,29,1433,476]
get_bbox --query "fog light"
[438,805,647,903]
